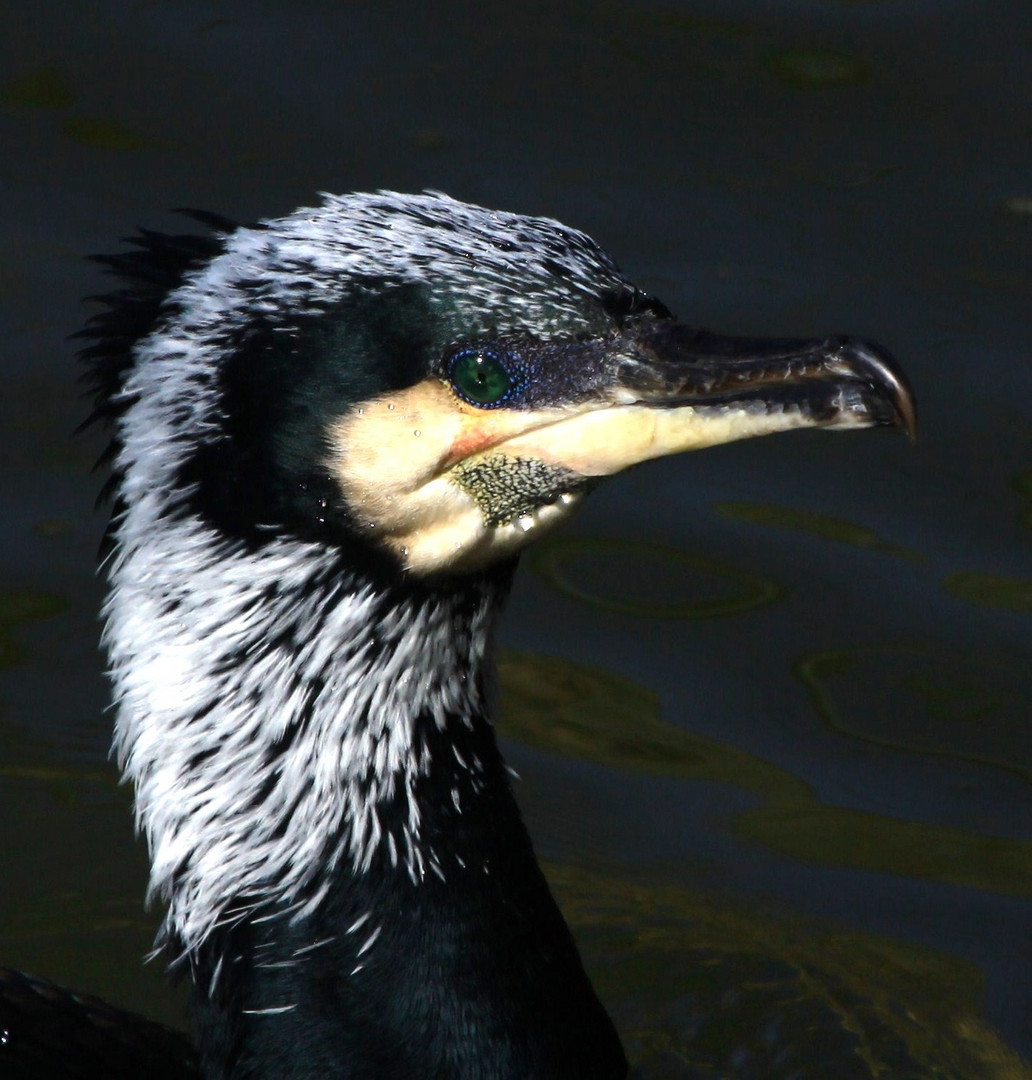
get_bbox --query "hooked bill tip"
[832,337,917,443]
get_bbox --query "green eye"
[448,348,515,407]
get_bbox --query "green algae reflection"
[768,48,872,88]
[533,536,781,618]
[497,651,1032,900]
[1012,469,1032,530]
[1,68,76,109]
[499,649,806,794]
[798,647,1031,785]
[0,726,181,1026]
[61,116,154,151]
[716,501,912,556]
[944,571,1032,613]
[0,589,68,668]
[551,863,1030,1080]
[0,712,120,804]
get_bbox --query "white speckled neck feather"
[105,517,498,953]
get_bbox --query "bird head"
[80,191,916,952]
[98,190,914,576]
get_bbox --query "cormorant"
[0,191,914,1079]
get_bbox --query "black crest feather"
[74,211,238,501]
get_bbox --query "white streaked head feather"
[104,191,627,955]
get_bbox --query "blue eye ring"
[447,346,526,408]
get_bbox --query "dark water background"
[1,1,1029,1075]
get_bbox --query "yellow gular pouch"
[323,371,828,576]
[325,378,595,574]
[323,326,916,578]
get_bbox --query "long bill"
[501,326,917,477]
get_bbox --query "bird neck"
[188,707,625,1080]
[104,523,625,1079]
